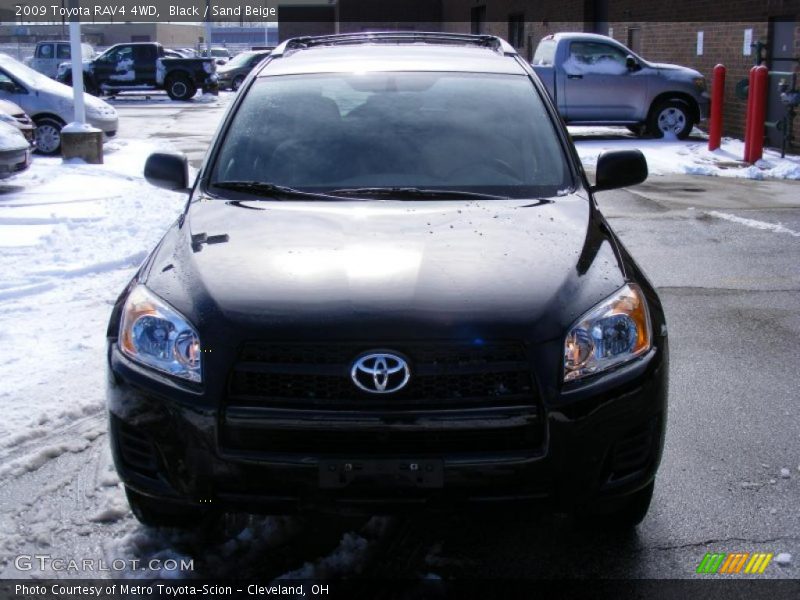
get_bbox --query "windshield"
[225,52,254,67]
[210,72,572,199]
[211,49,229,57]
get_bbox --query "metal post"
[68,0,85,125]
[708,64,726,151]
[205,0,212,56]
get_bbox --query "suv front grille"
[222,341,541,456]
[227,341,536,410]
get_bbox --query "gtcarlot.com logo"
[14,554,194,573]
[696,552,773,575]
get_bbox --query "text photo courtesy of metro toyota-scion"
[0,1,798,598]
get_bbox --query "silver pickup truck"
[532,33,709,139]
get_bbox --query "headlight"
[693,77,706,92]
[119,285,202,383]
[564,284,651,382]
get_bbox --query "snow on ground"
[0,138,185,461]
[569,126,800,180]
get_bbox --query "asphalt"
[0,93,797,584]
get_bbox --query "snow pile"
[570,127,800,180]
[0,138,185,461]
[774,553,792,565]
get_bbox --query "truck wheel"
[33,117,64,155]
[232,75,245,91]
[125,487,212,529]
[647,99,694,140]
[166,75,197,101]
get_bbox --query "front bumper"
[0,147,31,178]
[87,115,118,136]
[107,339,668,514]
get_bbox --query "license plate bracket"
[319,459,444,489]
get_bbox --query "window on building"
[471,6,486,35]
[627,28,641,54]
[508,14,525,49]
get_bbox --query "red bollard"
[743,66,757,162]
[708,64,726,151]
[746,65,769,163]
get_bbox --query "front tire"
[125,487,212,529]
[231,75,245,91]
[165,75,197,101]
[33,117,64,155]
[647,99,694,139]
[576,481,655,529]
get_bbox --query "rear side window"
[211,71,572,198]
[532,40,556,66]
[35,44,54,59]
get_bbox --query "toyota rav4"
[106,32,668,529]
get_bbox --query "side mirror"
[144,152,190,191]
[592,150,648,192]
[625,55,639,71]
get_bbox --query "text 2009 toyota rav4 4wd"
[107,33,668,529]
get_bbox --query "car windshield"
[226,52,255,67]
[210,71,572,199]
[211,49,229,57]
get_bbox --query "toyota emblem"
[350,352,410,394]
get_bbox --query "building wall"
[0,23,204,48]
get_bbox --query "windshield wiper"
[212,181,344,201]
[328,187,510,200]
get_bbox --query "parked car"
[201,47,231,66]
[25,41,95,78]
[532,32,709,139]
[0,53,118,154]
[56,42,218,101]
[0,99,35,145]
[216,49,271,90]
[0,121,31,179]
[108,32,668,530]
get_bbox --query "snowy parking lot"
[0,92,798,583]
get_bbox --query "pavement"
[0,91,798,583]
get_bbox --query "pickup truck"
[25,41,95,78]
[56,42,218,101]
[531,33,709,139]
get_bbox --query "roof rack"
[271,32,517,58]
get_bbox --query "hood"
[0,121,29,151]
[651,62,703,79]
[145,195,626,343]
[0,99,24,115]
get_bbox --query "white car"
[0,121,31,178]
[0,53,117,155]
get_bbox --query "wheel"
[34,117,64,155]
[647,99,694,139]
[231,75,245,91]
[166,75,197,101]
[575,481,654,529]
[125,486,213,529]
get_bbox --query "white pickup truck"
[25,41,95,78]
[532,33,709,139]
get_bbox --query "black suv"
[107,33,668,529]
